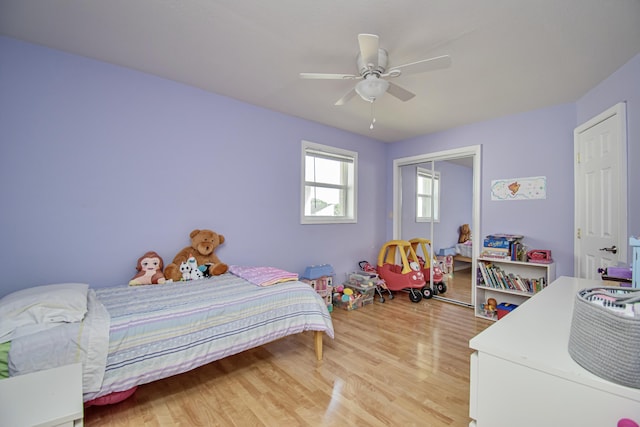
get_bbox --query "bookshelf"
[475,257,556,320]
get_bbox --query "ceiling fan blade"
[358,33,379,68]
[389,55,452,77]
[334,88,357,106]
[300,72,359,80]
[387,82,415,102]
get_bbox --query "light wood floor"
[85,279,492,427]
[436,267,473,304]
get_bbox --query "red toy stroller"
[408,238,447,299]
[376,240,426,302]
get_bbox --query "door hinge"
[577,228,582,239]
[576,152,581,164]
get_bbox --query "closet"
[393,146,480,307]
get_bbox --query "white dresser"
[0,363,84,427]
[469,276,640,427]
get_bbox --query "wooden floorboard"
[437,267,472,305]
[84,272,492,426]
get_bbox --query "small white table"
[0,363,84,427]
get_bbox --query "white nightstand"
[0,363,84,427]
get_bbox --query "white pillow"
[0,283,89,343]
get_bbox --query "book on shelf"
[510,242,528,261]
[488,265,504,289]
[495,268,511,290]
[478,264,490,287]
[477,259,549,295]
[479,262,507,290]
[513,274,527,292]
[482,233,524,260]
[483,238,511,249]
[480,250,511,259]
[508,273,527,292]
[485,234,524,241]
[478,262,495,288]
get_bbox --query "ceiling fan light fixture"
[355,76,389,102]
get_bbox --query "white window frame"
[301,140,357,224]
[416,167,440,223]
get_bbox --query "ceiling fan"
[300,34,452,107]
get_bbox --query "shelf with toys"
[475,234,556,321]
[476,258,556,320]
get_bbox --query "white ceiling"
[1,0,639,143]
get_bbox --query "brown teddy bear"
[458,224,472,243]
[164,229,229,282]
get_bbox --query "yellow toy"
[376,240,426,302]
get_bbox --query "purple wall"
[388,49,640,277]
[576,53,640,242]
[0,36,387,295]
[1,35,637,297]
[388,104,577,278]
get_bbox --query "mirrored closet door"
[393,146,480,307]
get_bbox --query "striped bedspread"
[84,273,333,401]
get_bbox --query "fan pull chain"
[369,100,376,130]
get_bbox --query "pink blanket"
[229,265,299,287]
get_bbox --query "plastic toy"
[527,249,553,263]
[444,255,454,275]
[302,264,335,279]
[408,238,447,298]
[355,264,394,303]
[484,297,498,318]
[358,260,377,273]
[301,264,334,310]
[347,272,391,303]
[333,287,364,310]
[376,240,426,302]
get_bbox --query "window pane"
[302,141,357,224]
[417,175,432,195]
[305,156,343,185]
[304,186,344,216]
[416,168,440,221]
[417,196,432,218]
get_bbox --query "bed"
[1,269,334,403]
[455,241,473,263]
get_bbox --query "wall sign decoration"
[491,176,546,201]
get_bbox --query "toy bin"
[344,282,375,306]
[497,302,518,319]
[334,282,376,310]
[333,294,364,311]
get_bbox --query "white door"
[574,103,627,279]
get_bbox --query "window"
[416,167,440,222]
[301,141,357,224]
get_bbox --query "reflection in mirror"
[399,158,474,305]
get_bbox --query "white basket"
[568,287,640,389]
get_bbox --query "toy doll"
[129,251,166,285]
